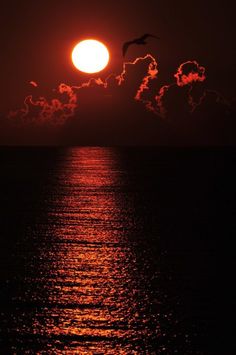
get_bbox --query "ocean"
[0,147,235,354]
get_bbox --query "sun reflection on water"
[27,147,161,353]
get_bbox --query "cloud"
[7,54,234,146]
[155,84,174,118]
[117,54,158,112]
[154,60,207,117]
[30,81,38,88]
[8,54,159,125]
[8,80,107,125]
[174,60,206,87]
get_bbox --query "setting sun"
[72,39,109,74]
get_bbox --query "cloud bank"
[5,53,235,145]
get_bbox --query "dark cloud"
[155,61,207,117]
[174,61,206,87]
[4,54,235,146]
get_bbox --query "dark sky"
[0,0,235,145]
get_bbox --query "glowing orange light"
[72,39,110,74]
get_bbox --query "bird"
[122,33,160,57]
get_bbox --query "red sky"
[0,0,235,145]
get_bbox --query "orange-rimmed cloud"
[30,81,38,88]
[9,56,213,125]
[9,54,159,125]
[174,60,206,87]
[9,79,107,124]
[155,60,207,117]
[117,54,158,112]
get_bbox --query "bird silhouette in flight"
[122,33,160,57]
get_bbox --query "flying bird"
[122,33,160,57]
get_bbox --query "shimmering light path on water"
[28,147,161,353]
[1,147,235,354]
[0,148,164,353]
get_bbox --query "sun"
[72,39,110,74]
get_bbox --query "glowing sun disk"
[72,39,109,74]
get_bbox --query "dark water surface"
[0,147,235,354]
